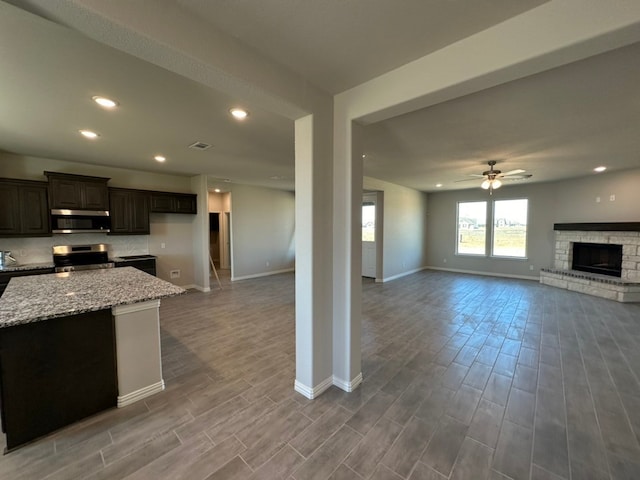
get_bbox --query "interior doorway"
[362,194,377,278]
[221,212,231,270]
[208,190,231,272]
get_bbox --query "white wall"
[147,213,196,286]
[425,167,640,279]
[0,153,193,192]
[553,168,640,222]
[228,183,295,280]
[363,176,428,281]
[0,153,197,286]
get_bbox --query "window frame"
[455,200,488,257]
[490,198,529,260]
[455,197,529,260]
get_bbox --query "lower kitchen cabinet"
[0,309,117,450]
[0,268,55,296]
[114,257,157,276]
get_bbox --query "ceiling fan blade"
[454,177,483,183]
[502,169,526,176]
[502,174,532,180]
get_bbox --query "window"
[492,199,528,258]
[456,201,487,255]
[456,198,529,258]
[362,202,375,242]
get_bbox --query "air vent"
[188,141,212,150]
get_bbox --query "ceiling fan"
[457,160,532,194]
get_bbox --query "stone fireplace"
[540,222,640,302]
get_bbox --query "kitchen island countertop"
[0,267,185,328]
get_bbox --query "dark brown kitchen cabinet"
[46,172,110,210]
[114,256,156,276]
[0,179,50,237]
[150,191,197,214]
[0,308,116,450]
[109,188,150,235]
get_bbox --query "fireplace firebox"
[572,242,622,278]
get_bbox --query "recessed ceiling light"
[79,129,99,139]
[214,188,221,193]
[92,96,118,109]
[154,155,166,162]
[230,108,249,120]
[594,166,607,173]
[436,183,443,188]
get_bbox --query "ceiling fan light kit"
[481,178,502,190]
[456,160,532,194]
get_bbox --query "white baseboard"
[333,372,363,392]
[232,267,295,282]
[426,266,539,281]
[377,266,428,283]
[294,376,333,399]
[117,380,165,408]
[185,284,211,292]
[295,372,364,399]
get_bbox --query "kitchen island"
[0,267,184,451]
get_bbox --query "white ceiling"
[363,41,640,191]
[0,2,295,189]
[1,0,639,193]
[175,0,548,95]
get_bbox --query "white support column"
[191,174,211,292]
[294,114,335,399]
[332,114,363,392]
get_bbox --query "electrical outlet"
[266,261,270,267]
[530,265,534,271]
[596,196,601,203]
[19,249,26,257]
[170,269,180,279]
[609,194,616,202]
[161,243,166,249]
[443,258,447,263]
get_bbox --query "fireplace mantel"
[554,222,640,231]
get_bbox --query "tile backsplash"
[0,234,149,264]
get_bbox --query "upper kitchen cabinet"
[150,191,197,214]
[109,188,150,235]
[45,172,110,210]
[0,179,50,237]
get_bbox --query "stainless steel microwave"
[50,209,111,233]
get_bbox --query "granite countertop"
[0,267,185,328]
[0,262,55,273]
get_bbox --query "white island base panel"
[112,299,165,407]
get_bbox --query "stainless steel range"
[53,244,114,273]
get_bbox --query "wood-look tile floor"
[2,270,640,479]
